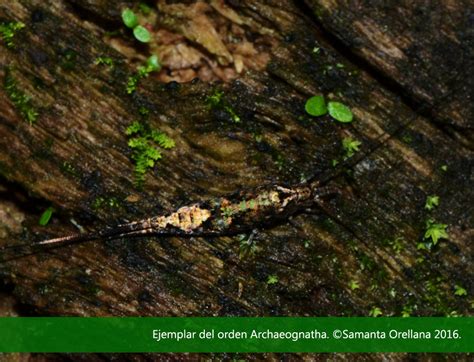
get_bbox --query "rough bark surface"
[0,0,472,334]
[306,0,474,146]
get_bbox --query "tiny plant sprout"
[122,8,139,28]
[305,95,327,116]
[133,25,151,43]
[328,101,353,123]
[122,8,151,43]
[147,54,161,72]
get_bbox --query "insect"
[3,74,454,261]
[0,112,410,263]
[0,179,340,263]
[37,183,337,246]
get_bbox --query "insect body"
[36,183,335,247]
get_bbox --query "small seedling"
[122,9,139,28]
[121,8,151,43]
[425,195,439,210]
[126,55,161,94]
[424,219,449,245]
[304,95,353,123]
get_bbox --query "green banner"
[0,317,471,352]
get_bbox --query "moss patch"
[4,68,39,124]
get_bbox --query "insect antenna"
[0,220,157,263]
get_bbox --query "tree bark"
[0,0,472,328]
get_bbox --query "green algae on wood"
[0,21,25,48]
[4,68,38,124]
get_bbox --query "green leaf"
[146,55,161,72]
[424,219,449,245]
[133,25,151,43]
[122,9,138,28]
[328,101,353,123]
[425,195,439,210]
[39,207,54,226]
[305,95,327,116]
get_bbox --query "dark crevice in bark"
[0,176,51,219]
[64,0,121,32]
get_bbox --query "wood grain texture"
[306,0,474,145]
[0,0,472,322]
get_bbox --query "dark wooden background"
[0,0,472,359]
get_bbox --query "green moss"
[0,21,25,48]
[60,49,77,70]
[342,137,361,159]
[60,161,79,177]
[266,275,278,285]
[92,196,121,210]
[95,56,114,67]
[4,68,38,124]
[206,89,241,123]
[126,56,162,94]
[238,234,259,259]
[125,121,175,187]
